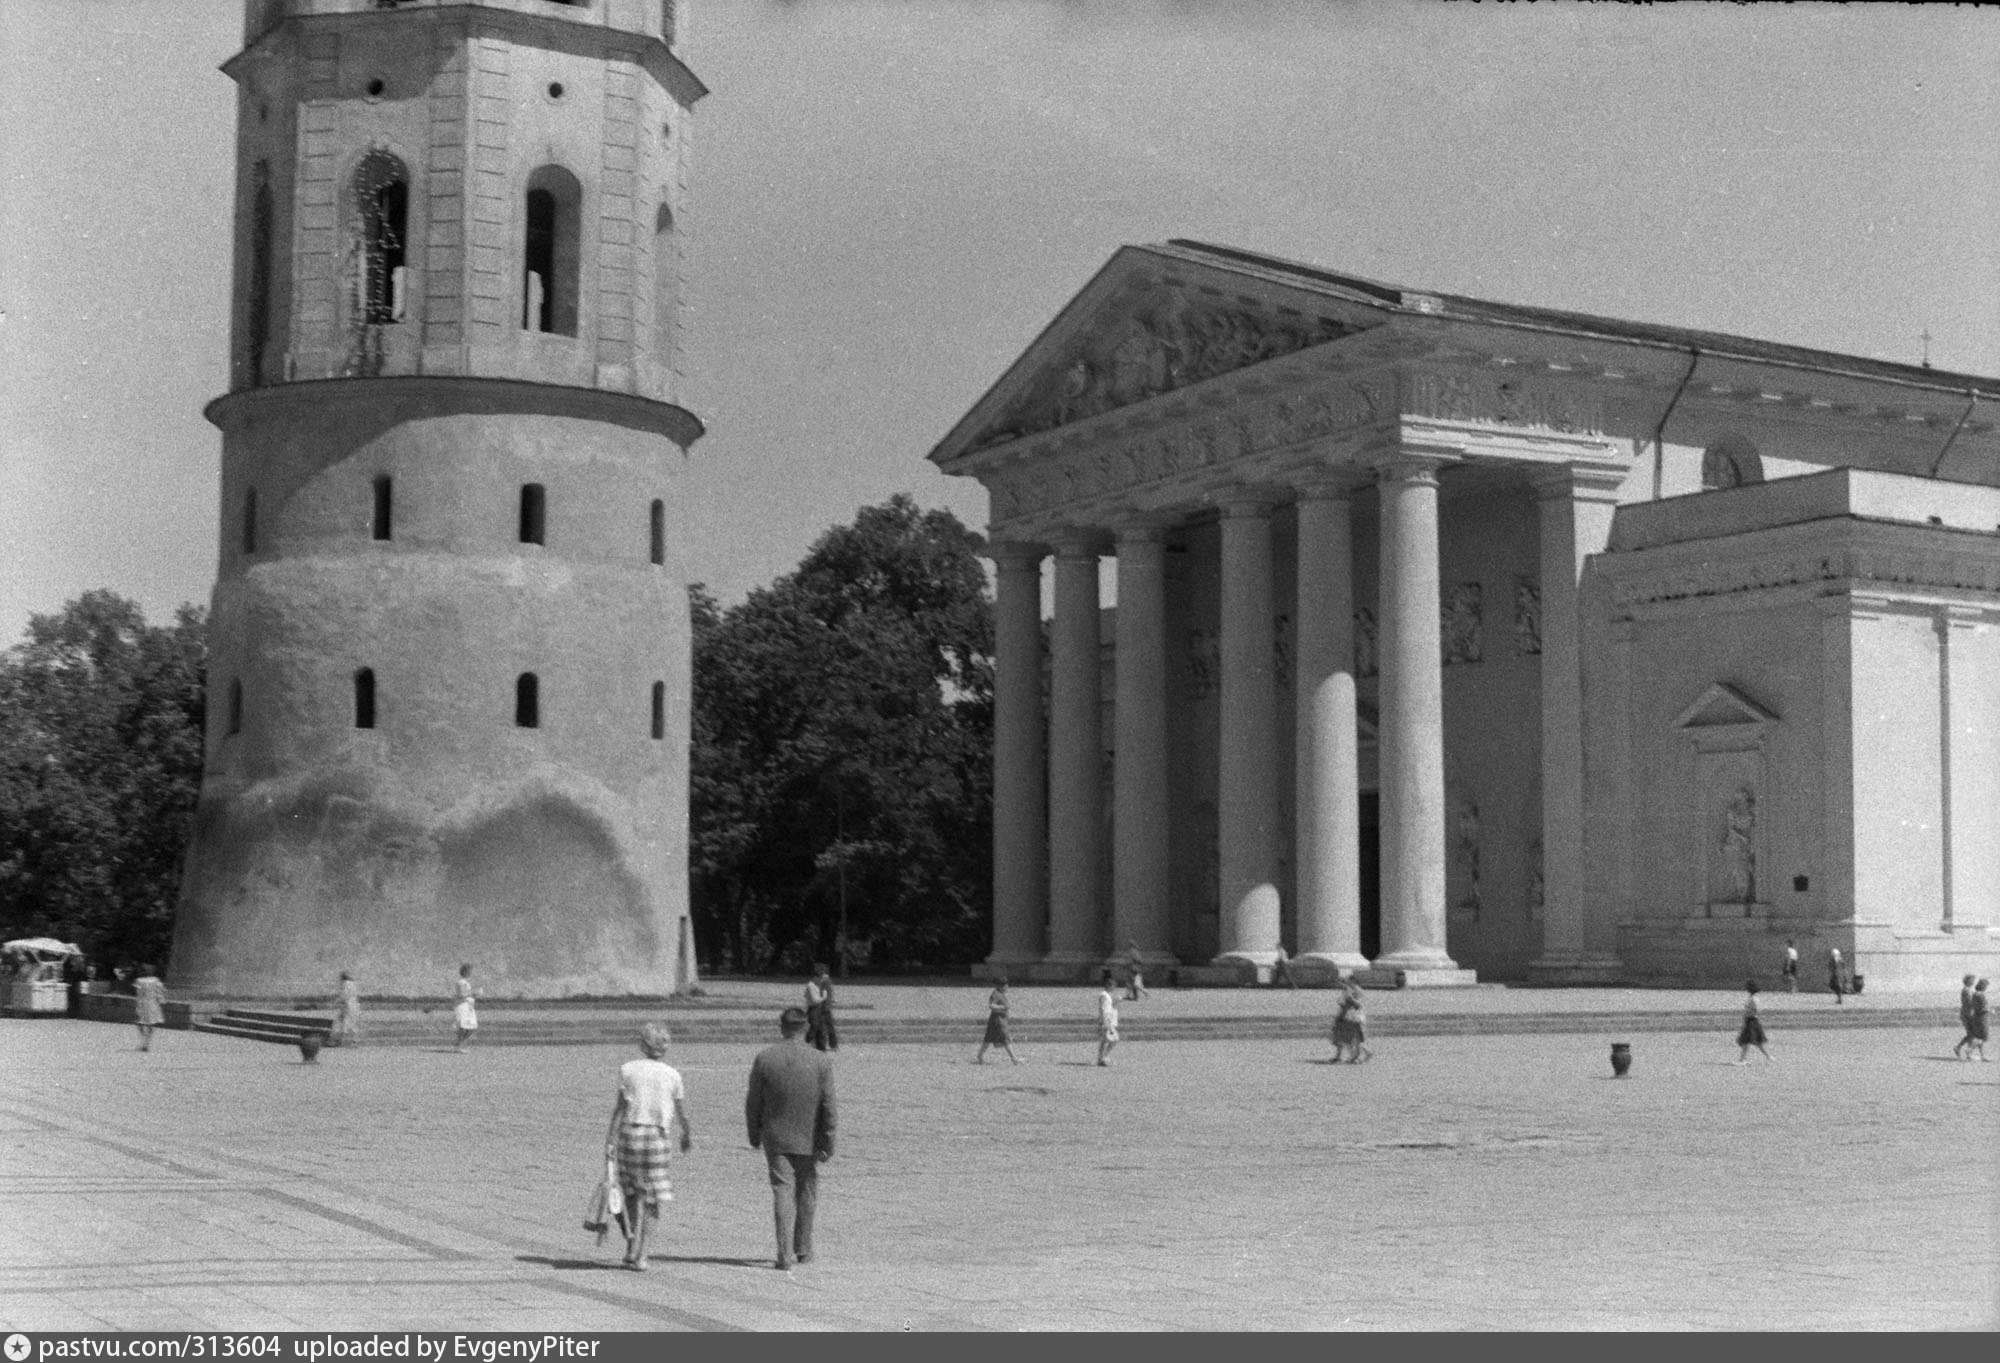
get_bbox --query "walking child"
[1827,946,1845,1004]
[1096,972,1119,1067]
[1734,979,1771,1063]
[1782,939,1799,993]
[330,970,363,1047]
[975,976,1021,1064]
[453,963,478,1051]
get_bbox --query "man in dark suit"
[745,1006,836,1270]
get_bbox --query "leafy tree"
[689,495,993,972]
[0,591,206,972]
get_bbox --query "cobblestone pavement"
[2,1017,1993,1331]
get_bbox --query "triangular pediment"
[1673,683,1778,730]
[929,243,1401,468]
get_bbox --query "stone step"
[241,1005,1954,1049]
[194,1012,331,1045]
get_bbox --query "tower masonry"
[173,0,707,998]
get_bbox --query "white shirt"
[619,1058,685,1129]
[1098,989,1119,1029]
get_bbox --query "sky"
[2,0,1997,642]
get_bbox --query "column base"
[1295,951,1372,973]
[1525,952,1623,986]
[1370,950,1477,988]
[973,955,1041,983]
[1104,951,1179,970]
[1212,950,1283,968]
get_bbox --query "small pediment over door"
[1673,682,1778,742]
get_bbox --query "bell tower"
[172,0,708,998]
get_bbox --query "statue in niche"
[1442,582,1484,665]
[1353,608,1378,679]
[1514,578,1542,656]
[1454,796,1483,920]
[1712,786,1757,904]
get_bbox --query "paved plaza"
[1,1002,1994,1331]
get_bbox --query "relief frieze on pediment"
[988,378,1389,521]
[1404,369,1605,436]
[974,298,1366,451]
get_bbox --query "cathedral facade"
[931,241,2000,990]
[172,0,705,997]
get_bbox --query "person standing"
[1968,979,1990,1063]
[1827,946,1845,1004]
[604,1022,692,1271]
[1953,975,1977,1059]
[132,965,166,1052]
[976,976,1021,1065]
[1734,980,1772,1063]
[453,963,478,1051]
[745,1007,836,1270]
[329,971,363,1047]
[804,963,838,1052]
[1095,971,1120,1067]
[1781,940,1799,993]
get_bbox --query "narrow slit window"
[242,487,258,555]
[227,679,244,736]
[519,483,546,545]
[652,203,675,365]
[649,499,664,565]
[247,161,274,383]
[515,673,539,728]
[354,668,376,730]
[372,475,393,541]
[650,681,665,740]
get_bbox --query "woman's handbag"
[583,1159,625,1245]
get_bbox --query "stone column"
[1529,467,1625,981]
[1046,531,1105,967]
[987,542,1047,970]
[1111,523,1174,968]
[1214,494,1282,967]
[1373,457,1465,978]
[1293,482,1369,970]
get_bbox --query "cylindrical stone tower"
[172,0,707,998]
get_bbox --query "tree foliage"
[690,495,993,972]
[0,591,207,971]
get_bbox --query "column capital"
[1106,511,1178,546]
[1373,453,1448,487]
[1290,472,1366,503]
[1528,462,1628,504]
[1045,525,1110,558]
[1210,484,1285,517]
[982,539,1048,570]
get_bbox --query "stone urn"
[1610,1042,1632,1078]
[298,1032,323,1063]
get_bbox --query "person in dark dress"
[1952,975,1977,1060]
[1734,979,1771,1063]
[1968,979,1990,1063]
[975,977,1021,1065]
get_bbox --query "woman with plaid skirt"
[603,1022,693,1270]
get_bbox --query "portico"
[932,241,2000,989]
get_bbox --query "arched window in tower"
[354,668,376,730]
[649,499,664,565]
[523,166,581,336]
[515,673,540,729]
[652,202,675,363]
[519,483,546,545]
[247,161,274,384]
[352,152,409,325]
[373,475,393,541]
[227,679,244,736]
[651,681,665,740]
[242,487,259,555]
